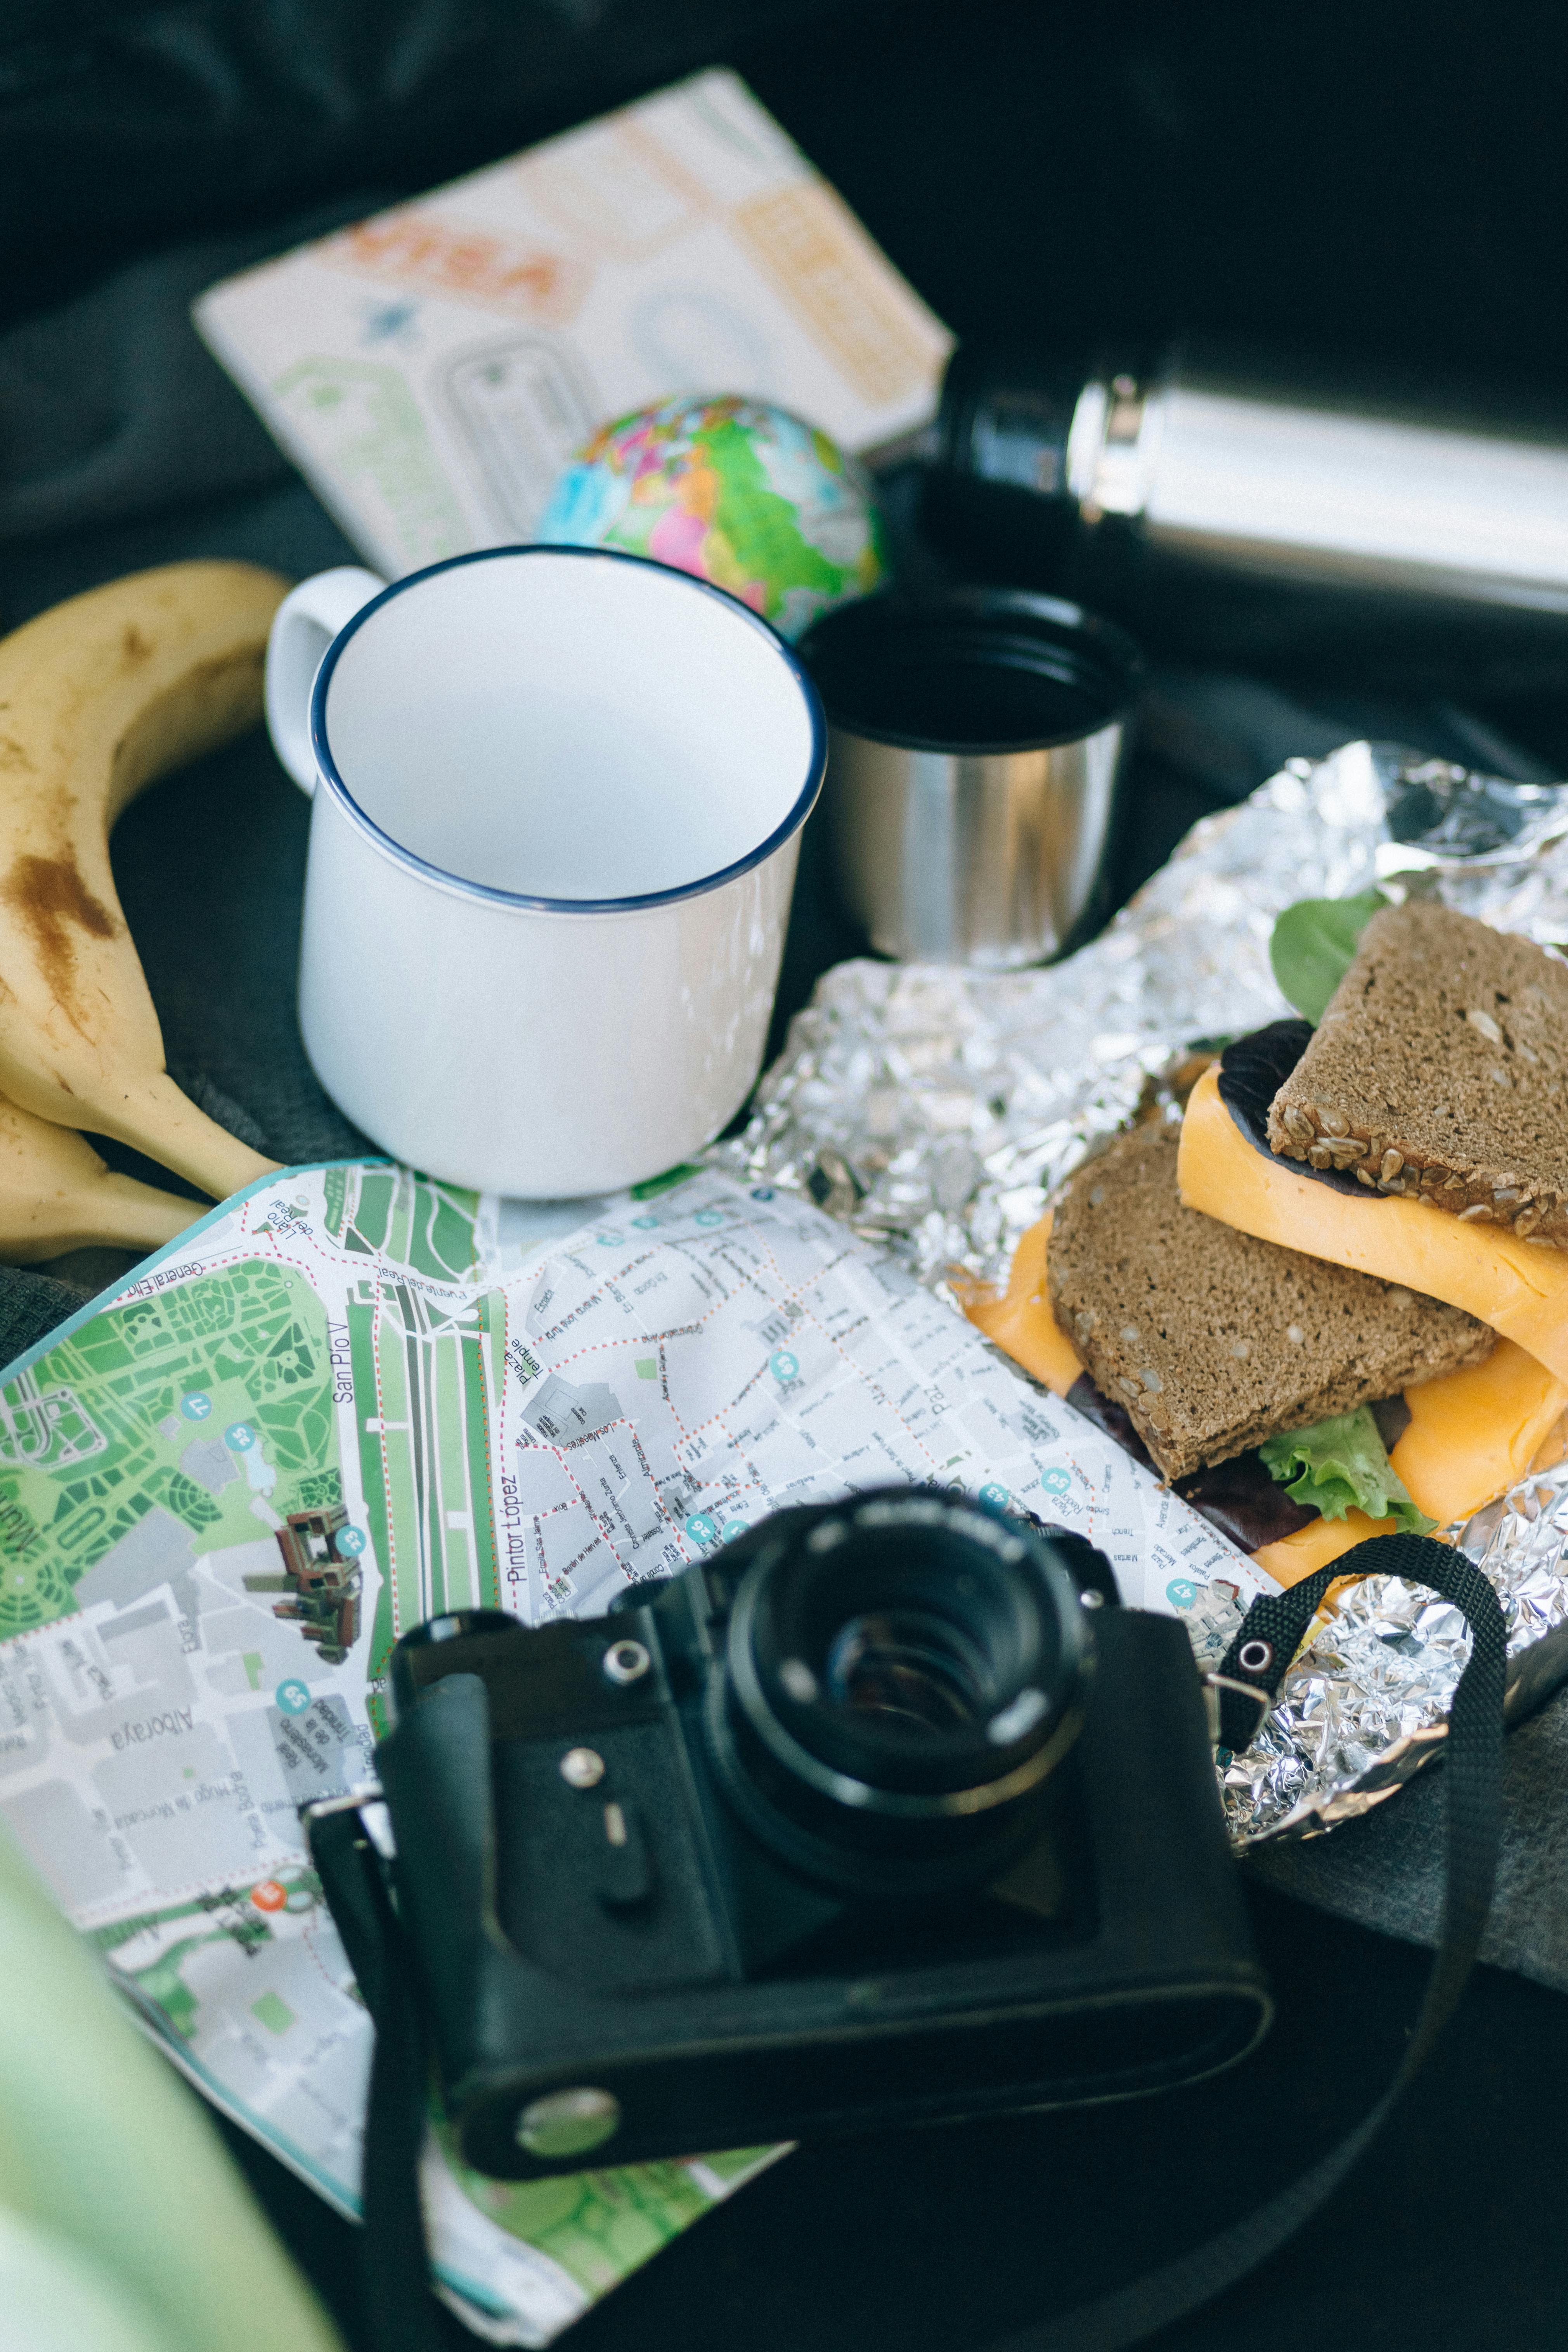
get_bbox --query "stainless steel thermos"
[932,342,1568,660]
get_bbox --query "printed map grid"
[0,1163,1261,2343]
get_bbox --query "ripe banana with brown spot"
[0,1096,201,1262]
[0,561,289,1200]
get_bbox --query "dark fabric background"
[4,2,1568,2346]
[9,0,1568,393]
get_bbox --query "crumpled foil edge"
[1183,1446,1568,1844]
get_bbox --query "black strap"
[979,1533,1506,2352]
[321,1532,1505,2352]
[309,1803,448,2352]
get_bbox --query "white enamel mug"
[264,546,825,1196]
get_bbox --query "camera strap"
[307,1796,447,2352]
[983,1531,1506,2352]
[321,1531,1505,2352]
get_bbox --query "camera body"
[345,1490,1267,2178]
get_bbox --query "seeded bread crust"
[1047,1123,1494,1482]
[1268,901,1568,1246]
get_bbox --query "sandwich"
[1178,899,1568,1381]
[969,1117,1568,1585]
[972,898,1568,1581]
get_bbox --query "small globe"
[535,395,886,639]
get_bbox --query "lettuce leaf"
[1269,890,1387,1024]
[1258,1405,1435,1534]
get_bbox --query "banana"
[0,562,289,1199]
[0,1095,201,1262]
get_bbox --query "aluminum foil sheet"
[716,741,1568,1289]
[710,740,1568,1844]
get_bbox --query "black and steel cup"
[800,588,1140,968]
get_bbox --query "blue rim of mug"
[308,544,828,914]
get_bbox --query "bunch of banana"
[0,561,292,1263]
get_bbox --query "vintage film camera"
[312,1488,1268,2179]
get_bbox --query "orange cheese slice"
[964,1199,1568,1587]
[1393,1335,1566,1519]
[1178,1064,1568,1382]
[963,1210,1082,1397]
[1251,1510,1397,1589]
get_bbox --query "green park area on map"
[0,1167,506,1677]
[0,1259,340,1638]
[446,2140,779,2300]
[321,1166,506,1700]
[88,1872,320,2039]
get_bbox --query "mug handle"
[264,566,387,795]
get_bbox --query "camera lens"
[823,1607,993,1733]
[708,1488,1094,1890]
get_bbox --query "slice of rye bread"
[1268,900,1568,1245]
[1046,1122,1494,1481]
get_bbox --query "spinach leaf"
[1269,890,1387,1024]
[1258,1404,1435,1535]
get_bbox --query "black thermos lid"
[928,342,1090,585]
